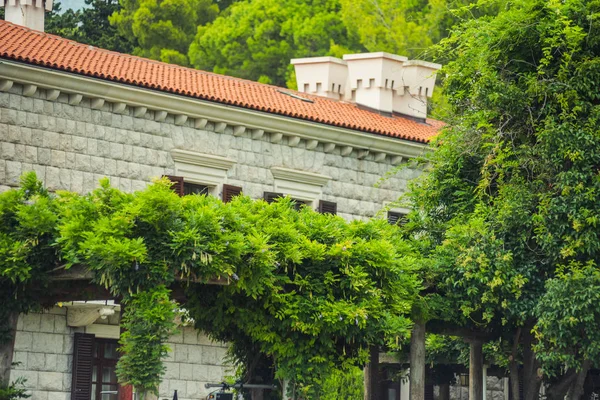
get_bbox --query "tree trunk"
[364,345,380,400]
[438,383,450,400]
[546,369,578,400]
[468,340,484,400]
[521,323,542,400]
[566,360,591,400]
[410,320,426,400]
[250,389,264,400]
[509,328,521,400]
[0,311,19,386]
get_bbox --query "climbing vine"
[0,173,421,396]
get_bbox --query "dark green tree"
[109,0,219,65]
[404,0,600,399]
[188,0,365,87]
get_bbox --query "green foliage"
[42,0,134,54]
[338,0,476,57]
[188,0,362,87]
[109,0,218,65]
[117,287,176,393]
[0,175,420,395]
[319,366,364,400]
[534,265,600,373]
[0,378,30,400]
[405,0,600,383]
[185,197,420,396]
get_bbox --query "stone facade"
[11,308,74,400]
[0,82,418,221]
[445,376,507,400]
[11,308,230,400]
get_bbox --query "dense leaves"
[404,0,600,397]
[188,0,360,86]
[0,174,420,396]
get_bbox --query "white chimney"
[291,56,348,100]
[291,52,441,120]
[1,0,53,31]
[343,52,407,114]
[393,60,441,120]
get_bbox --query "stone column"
[364,346,380,400]
[469,340,484,400]
[410,320,426,400]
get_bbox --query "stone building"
[0,3,507,399]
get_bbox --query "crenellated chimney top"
[291,56,349,100]
[291,52,441,121]
[1,0,53,32]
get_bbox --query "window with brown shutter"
[164,176,210,197]
[72,333,95,400]
[164,175,184,196]
[387,211,407,226]
[222,184,242,203]
[318,200,337,215]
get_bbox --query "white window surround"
[171,149,236,195]
[84,323,120,339]
[270,167,331,207]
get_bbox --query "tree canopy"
[0,174,421,398]
[404,0,600,398]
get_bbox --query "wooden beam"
[49,265,230,285]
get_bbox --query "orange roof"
[0,20,443,143]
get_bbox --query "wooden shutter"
[164,175,184,196]
[387,211,406,225]
[222,184,242,203]
[264,192,283,204]
[318,200,337,215]
[71,333,95,400]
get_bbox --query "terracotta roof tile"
[0,20,443,143]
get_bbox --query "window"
[72,334,124,400]
[91,339,119,400]
[183,182,209,196]
[169,149,236,197]
[270,167,331,210]
[264,192,317,212]
[387,211,407,225]
[222,184,243,203]
[318,200,337,215]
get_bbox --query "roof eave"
[0,59,432,159]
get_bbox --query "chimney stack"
[291,52,441,121]
[1,0,53,31]
[343,52,407,115]
[392,60,441,120]
[291,56,348,100]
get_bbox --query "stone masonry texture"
[12,309,231,400]
[0,84,418,221]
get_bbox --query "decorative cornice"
[171,149,236,170]
[0,60,431,160]
[271,167,330,186]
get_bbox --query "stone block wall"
[11,308,75,400]
[0,83,418,220]
[11,310,231,400]
[159,327,231,400]
[446,376,507,400]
